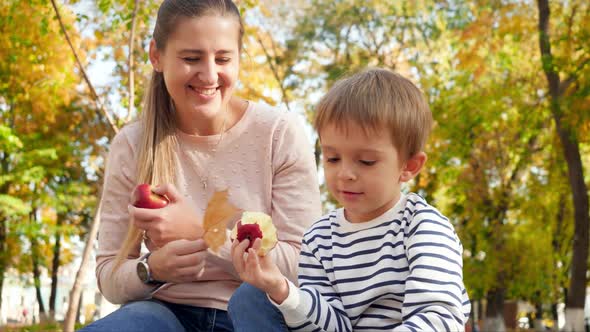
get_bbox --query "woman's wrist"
[147,250,165,282]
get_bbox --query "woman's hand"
[231,238,289,304]
[149,239,208,283]
[129,183,204,247]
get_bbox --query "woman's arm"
[95,128,155,304]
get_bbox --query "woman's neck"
[176,98,247,136]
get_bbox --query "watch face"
[137,262,149,283]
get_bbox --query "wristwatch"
[137,253,164,285]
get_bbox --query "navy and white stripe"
[279,193,470,332]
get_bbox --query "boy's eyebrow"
[321,145,383,154]
[178,49,234,55]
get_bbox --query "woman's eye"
[216,57,231,64]
[360,160,376,166]
[326,157,340,163]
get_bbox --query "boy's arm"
[271,237,353,332]
[396,207,471,332]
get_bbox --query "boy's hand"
[231,238,289,304]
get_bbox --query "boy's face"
[320,123,418,223]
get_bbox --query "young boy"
[231,68,471,331]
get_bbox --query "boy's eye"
[326,157,340,163]
[360,160,376,166]
[216,57,231,64]
[183,57,200,62]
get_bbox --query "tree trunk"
[31,233,48,322]
[0,142,11,312]
[534,303,544,332]
[483,288,506,332]
[314,137,321,169]
[0,218,6,312]
[49,216,63,321]
[63,206,101,332]
[536,1,590,331]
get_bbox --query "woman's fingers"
[129,204,161,223]
[151,183,181,203]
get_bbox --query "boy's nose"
[337,166,357,181]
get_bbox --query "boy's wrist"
[268,277,289,304]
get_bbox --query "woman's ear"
[149,39,162,72]
[399,152,427,183]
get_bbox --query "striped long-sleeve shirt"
[272,193,471,331]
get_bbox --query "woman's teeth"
[192,87,217,95]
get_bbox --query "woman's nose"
[197,59,217,85]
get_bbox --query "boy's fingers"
[232,239,251,273]
[247,248,261,271]
[251,238,262,251]
[231,239,239,252]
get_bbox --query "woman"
[79,0,321,331]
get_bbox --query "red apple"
[132,184,169,209]
[236,222,264,249]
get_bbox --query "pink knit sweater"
[96,102,321,310]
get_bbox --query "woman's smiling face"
[150,15,241,133]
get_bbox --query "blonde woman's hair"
[114,0,245,269]
[314,68,432,161]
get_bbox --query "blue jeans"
[78,283,287,332]
[228,283,288,332]
[77,299,232,332]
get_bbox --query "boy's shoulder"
[302,210,339,239]
[403,193,458,239]
[403,193,449,222]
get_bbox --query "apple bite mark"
[132,184,169,209]
[236,222,263,249]
[231,211,278,256]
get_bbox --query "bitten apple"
[236,222,263,249]
[231,211,277,256]
[131,184,169,209]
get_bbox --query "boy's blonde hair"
[314,68,432,161]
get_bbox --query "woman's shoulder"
[247,102,298,129]
[109,120,143,153]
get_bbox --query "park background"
[1,0,589,331]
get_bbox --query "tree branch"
[125,0,141,123]
[256,32,292,111]
[50,0,119,134]
[559,57,590,95]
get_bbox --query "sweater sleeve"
[95,127,155,304]
[274,237,353,332]
[395,206,469,332]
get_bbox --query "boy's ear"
[149,39,162,72]
[399,152,427,182]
